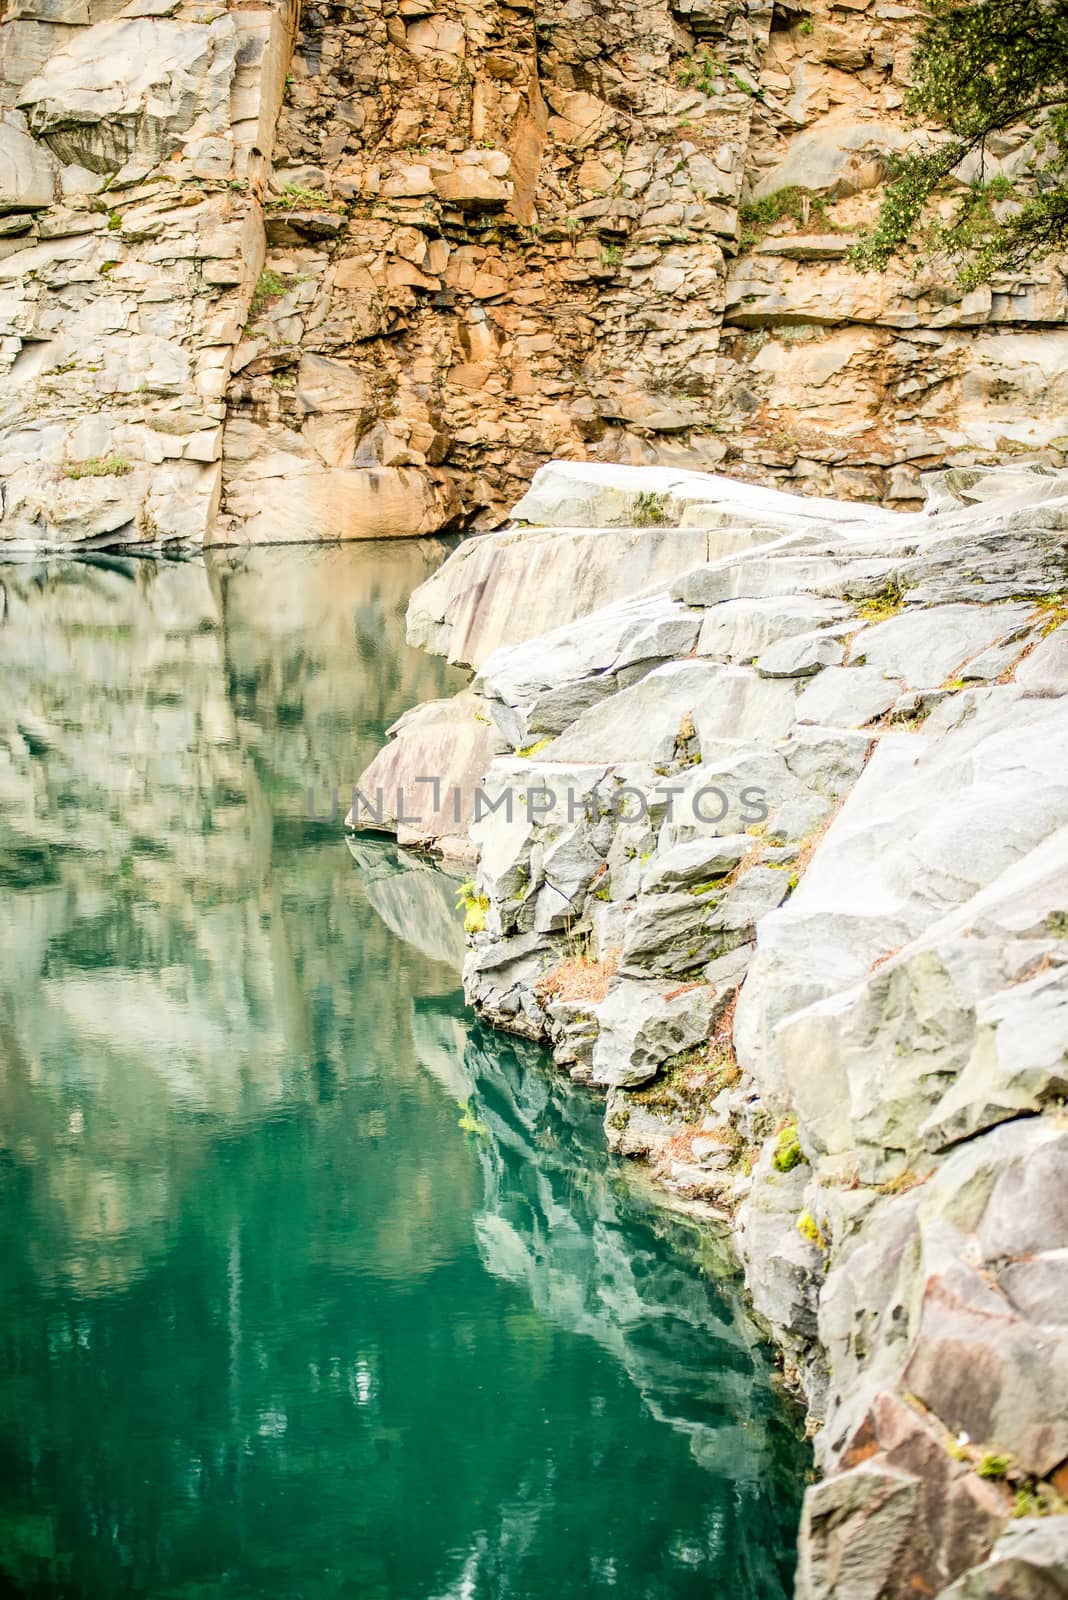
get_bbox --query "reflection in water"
[0,548,807,1599]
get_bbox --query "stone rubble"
[353,458,1068,1598]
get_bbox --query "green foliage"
[738,187,834,249]
[1011,1482,1066,1518]
[678,48,757,99]
[855,582,904,622]
[601,243,623,269]
[631,491,670,527]
[796,1210,827,1250]
[269,183,331,210]
[1034,592,1068,634]
[976,1452,1013,1480]
[250,269,288,315]
[516,737,552,758]
[62,455,131,480]
[455,877,490,934]
[851,0,1068,284]
[773,1119,805,1173]
[107,210,122,232]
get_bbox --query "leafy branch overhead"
[852,0,1068,285]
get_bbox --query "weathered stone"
[755,630,846,678]
[639,835,751,893]
[511,460,900,535]
[474,592,702,748]
[850,602,1037,690]
[1017,624,1068,694]
[407,525,712,668]
[794,665,900,728]
[0,112,56,211]
[698,596,854,662]
[938,1519,1068,1599]
[590,978,728,1088]
[346,689,497,858]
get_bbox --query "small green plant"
[677,48,755,97]
[773,1119,804,1173]
[107,210,122,232]
[99,259,119,276]
[688,880,724,898]
[1033,592,1068,635]
[601,243,623,269]
[517,737,552,759]
[976,1453,1013,1480]
[565,213,580,237]
[797,13,814,34]
[1011,1483,1063,1519]
[632,491,669,527]
[270,183,331,210]
[855,583,904,623]
[62,455,131,480]
[796,1210,827,1250]
[250,269,288,315]
[455,877,490,934]
[738,186,836,249]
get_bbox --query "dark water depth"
[0,544,808,1600]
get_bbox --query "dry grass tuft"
[538,948,619,1004]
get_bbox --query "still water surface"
[0,544,807,1600]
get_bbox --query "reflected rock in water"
[0,543,465,1297]
[410,996,805,1581]
[347,835,466,972]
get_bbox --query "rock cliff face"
[353,459,1068,1597]
[3,0,1065,548]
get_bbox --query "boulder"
[406,524,712,668]
[849,603,1037,691]
[755,631,846,678]
[639,834,751,894]
[346,689,498,857]
[738,692,1068,1102]
[18,16,238,173]
[697,596,854,663]
[794,665,900,729]
[938,1519,1068,1599]
[589,978,728,1088]
[222,463,451,543]
[541,659,799,764]
[511,459,898,535]
[474,592,702,748]
[1017,624,1068,694]
[0,113,56,211]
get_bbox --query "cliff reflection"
[0,546,805,1600]
[0,544,465,1298]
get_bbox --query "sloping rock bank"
[352,459,1068,1598]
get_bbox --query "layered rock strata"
[353,458,1068,1598]
[3,0,1066,548]
[0,0,299,547]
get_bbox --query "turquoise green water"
[0,544,807,1600]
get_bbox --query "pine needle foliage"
[851,0,1068,286]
